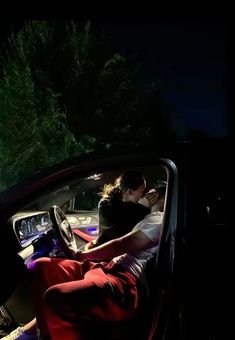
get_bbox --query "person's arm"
[76,229,157,261]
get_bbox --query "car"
[0,138,230,339]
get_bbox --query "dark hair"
[101,170,145,199]
[154,181,167,198]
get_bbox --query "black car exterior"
[0,138,230,339]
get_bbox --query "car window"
[18,165,167,213]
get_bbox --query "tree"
[0,20,177,189]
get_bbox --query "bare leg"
[1,317,39,339]
[22,317,37,334]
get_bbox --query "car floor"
[0,278,35,338]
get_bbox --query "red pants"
[28,257,140,340]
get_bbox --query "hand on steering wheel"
[49,205,78,259]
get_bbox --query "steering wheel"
[49,205,77,259]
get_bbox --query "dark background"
[0,18,228,138]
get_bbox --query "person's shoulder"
[98,197,111,206]
[143,211,163,223]
[136,203,151,214]
[125,201,150,212]
[135,202,150,210]
[98,197,113,213]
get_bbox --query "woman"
[86,170,152,250]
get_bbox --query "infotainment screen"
[14,212,52,246]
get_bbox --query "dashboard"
[13,211,52,247]
[12,210,99,249]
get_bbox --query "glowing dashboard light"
[78,216,91,224]
[87,227,99,235]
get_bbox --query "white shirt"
[112,211,163,287]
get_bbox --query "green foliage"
[0,20,177,190]
[0,21,95,187]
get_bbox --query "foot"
[0,326,39,339]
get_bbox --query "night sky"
[0,18,228,138]
[94,18,228,138]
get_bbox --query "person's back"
[112,209,163,286]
